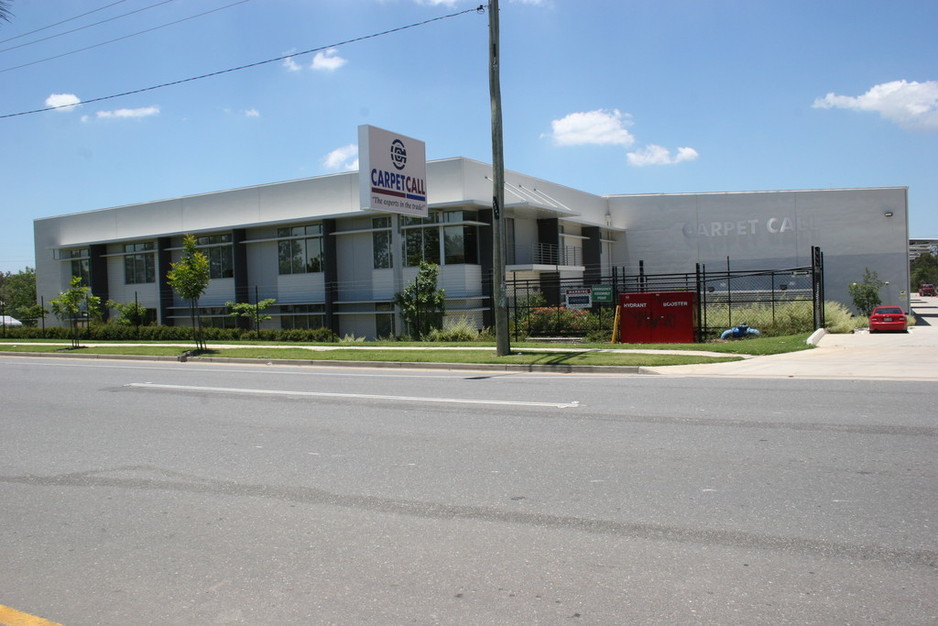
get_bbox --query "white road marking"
[124,382,579,409]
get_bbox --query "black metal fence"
[506,247,825,342]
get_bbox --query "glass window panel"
[444,226,464,264]
[463,226,478,264]
[373,231,391,269]
[71,259,89,285]
[423,227,440,264]
[124,256,135,284]
[291,240,304,274]
[135,256,147,284]
[376,314,394,338]
[405,229,423,266]
[278,241,292,274]
[306,238,323,273]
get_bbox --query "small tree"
[106,299,149,326]
[848,267,885,316]
[395,261,446,339]
[50,276,101,348]
[226,298,276,332]
[0,266,38,322]
[166,234,210,351]
[18,303,47,327]
[910,252,938,291]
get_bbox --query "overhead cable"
[0,5,486,120]
[1,0,178,52]
[0,0,131,45]
[1,1,248,71]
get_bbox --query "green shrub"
[425,317,481,342]
[0,323,338,344]
[525,307,590,336]
[704,301,815,336]
[823,300,866,334]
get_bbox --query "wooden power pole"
[488,0,511,356]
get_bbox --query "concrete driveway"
[647,295,938,381]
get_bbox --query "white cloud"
[312,48,347,72]
[546,109,635,147]
[82,106,160,122]
[813,80,938,132]
[548,108,698,166]
[45,93,81,111]
[283,48,348,73]
[244,108,260,118]
[323,144,358,171]
[627,145,699,167]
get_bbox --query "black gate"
[505,247,825,341]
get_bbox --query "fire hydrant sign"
[564,288,592,309]
[359,125,428,218]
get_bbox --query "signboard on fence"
[591,285,613,303]
[564,288,592,309]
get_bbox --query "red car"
[868,306,908,333]
[920,283,936,297]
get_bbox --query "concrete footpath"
[3,296,936,381]
[643,295,938,381]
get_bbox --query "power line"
[1,0,248,72]
[0,0,178,53]
[0,0,133,46]
[0,5,486,120]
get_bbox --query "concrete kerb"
[0,349,645,375]
[806,328,828,345]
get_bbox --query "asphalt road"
[1,356,935,625]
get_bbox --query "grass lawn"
[0,333,813,367]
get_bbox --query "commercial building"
[34,157,910,337]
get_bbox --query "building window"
[278,225,323,275]
[505,218,516,265]
[199,306,237,329]
[124,242,155,284]
[279,303,325,330]
[375,302,394,338]
[373,217,392,269]
[64,248,90,285]
[196,234,233,279]
[405,225,440,266]
[444,225,478,265]
[403,211,478,267]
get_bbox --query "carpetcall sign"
[359,125,427,218]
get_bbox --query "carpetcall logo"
[682,216,817,238]
[371,135,425,201]
[390,139,407,170]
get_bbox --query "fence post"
[695,263,702,343]
[725,257,732,329]
[771,273,777,327]
[812,246,826,329]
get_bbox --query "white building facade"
[34,157,910,336]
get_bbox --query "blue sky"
[1,0,936,273]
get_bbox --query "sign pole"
[489,0,511,356]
